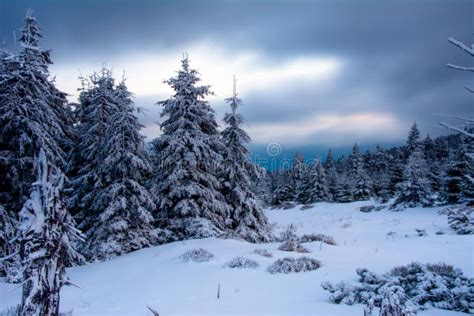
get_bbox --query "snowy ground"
[1,201,472,315]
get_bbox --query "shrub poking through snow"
[279,224,298,242]
[278,239,309,253]
[278,224,309,253]
[440,206,474,235]
[321,262,474,313]
[267,257,322,274]
[253,249,273,258]
[224,257,259,269]
[299,233,337,246]
[180,248,215,263]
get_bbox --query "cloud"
[50,41,344,102]
[3,0,470,148]
[247,112,406,146]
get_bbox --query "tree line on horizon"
[262,124,473,210]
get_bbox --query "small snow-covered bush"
[278,239,309,253]
[253,248,273,258]
[224,257,259,269]
[179,248,215,263]
[440,206,474,235]
[278,224,298,242]
[300,233,337,246]
[321,262,474,313]
[267,256,322,274]
[277,224,309,253]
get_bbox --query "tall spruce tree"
[220,78,273,242]
[150,55,230,239]
[325,148,338,201]
[0,10,73,213]
[300,159,330,203]
[334,174,354,203]
[68,69,118,233]
[423,135,442,193]
[391,145,433,210]
[406,122,421,157]
[389,149,404,196]
[372,145,391,202]
[445,138,471,204]
[81,80,158,260]
[293,152,308,202]
[349,143,372,200]
[18,149,83,315]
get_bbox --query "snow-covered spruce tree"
[270,169,295,205]
[444,140,471,204]
[253,167,273,206]
[149,55,230,239]
[271,183,295,206]
[81,80,158,260]
[349,143,372,201]
[391,145,433,210]
[406,122,420,158]
[299,159,331,203]
[423,135,442,194]
[372,145,391,202]
[389,150,404,196]
[334,174,354,203]
[220,79,273,242]
[68,68,118,233]
[293,152,308,203]
[18,149,83,316]
[0,10,74,213]
[442,206,474,234]
[325,148,338,201]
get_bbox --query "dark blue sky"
[1,0,472,158]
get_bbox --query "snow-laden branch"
[0,251,19,262]
[446,63,474,72]
[433,113,474,124]
[439,122,474,138]
[448,37,474,56]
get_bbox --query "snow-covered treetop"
[407,122,421,153]
[158,55,218,136]
[18,9,52,73]
[325,148,334,169]
[19,9,43,49]
[222,76,251,164]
